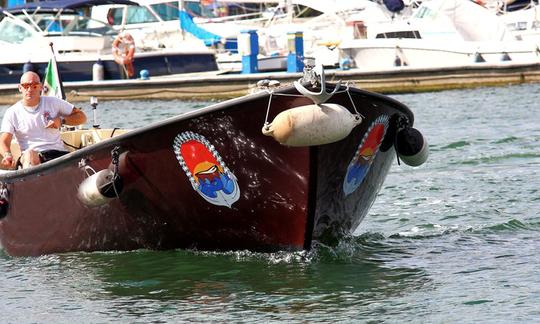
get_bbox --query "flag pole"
[47,42,66,100]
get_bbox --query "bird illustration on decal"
[173,131,240,207]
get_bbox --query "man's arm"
[48,107,87,129]
[0,132,14,168]
[63,107,87,126]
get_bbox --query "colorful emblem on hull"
[173,131,240,207]
[343,115,389,196]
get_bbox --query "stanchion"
[287,31,304,73]
[238,30,259,74]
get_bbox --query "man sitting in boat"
[0,71,87,169]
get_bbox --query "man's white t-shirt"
[0,96,74,152]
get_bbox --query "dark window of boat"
[375,31,421,39]
[126,6,159,24]
[107,8,123,26]
[151,2,180,21]
[184,1,277,20]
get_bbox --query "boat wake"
[390,218,540,240]
[2,218,535,263]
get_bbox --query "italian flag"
[42,56,65,100]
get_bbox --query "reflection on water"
[1,214,538,321]
[0,236,428,321]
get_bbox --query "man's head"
[19,71,42,106]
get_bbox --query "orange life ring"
[112,32,136,78]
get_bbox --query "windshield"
[0,11,118,46]
[151,2,180,21]
[185,1,276,19]
[0,17,35,44]
[124,6,159,24]
[42,14,117,36]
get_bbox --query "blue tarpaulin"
[179,10,221,47]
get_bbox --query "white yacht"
[0,0,218,83]
[339,0,540,70]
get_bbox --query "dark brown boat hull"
[0,84,413,256]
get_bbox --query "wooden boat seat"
[0,128,130,170]
[61,128,130,152]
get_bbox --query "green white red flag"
[42,49,66,100]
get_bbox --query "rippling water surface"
[1,84,539,322]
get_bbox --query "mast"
[286,0,293,23]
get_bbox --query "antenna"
[90,96,99,129]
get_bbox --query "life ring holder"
[112,32,136,78]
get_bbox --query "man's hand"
[45,116,62,129]
[1,153,13,168]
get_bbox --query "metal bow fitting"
[294,64,341,105]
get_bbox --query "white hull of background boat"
[340,38,540,70]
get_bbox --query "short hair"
[20,71,41,83]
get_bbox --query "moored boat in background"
[0,64,427,256]
[0,0,218,83]
[339,0,540,70]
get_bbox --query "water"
[1,84,539,322]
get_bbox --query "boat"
[339,0,540,70]
[91,0,290,72]
[0,0,218,83]
[198,0,412,70]
[493,0,540,41]
[0,64,428,256]
[90,0,408,72]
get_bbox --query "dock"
[1,62,540,104]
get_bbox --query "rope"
[110,146,121,198]
[261,80,366,130]
[110,128,120,138]
[393,115,410,166]
[344,83,364,119]
[63,140,81,150]
[263,92,273,129]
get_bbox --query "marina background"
[0,82,538,322]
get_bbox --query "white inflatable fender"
[395,127,429,167]
[262,103,362,147]
[77,169,122,207]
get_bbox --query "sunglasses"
[20,82,41,90]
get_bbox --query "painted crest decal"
[343,115,389,196]
[173,131,240,207]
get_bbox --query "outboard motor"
[395,126,428,167]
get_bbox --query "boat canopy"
[291,0,383,15]
[8,0,139,12]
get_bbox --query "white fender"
[395,127,429,167]
[262,103,362,147]
[77,169,122,207]
[399,138,428,166]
